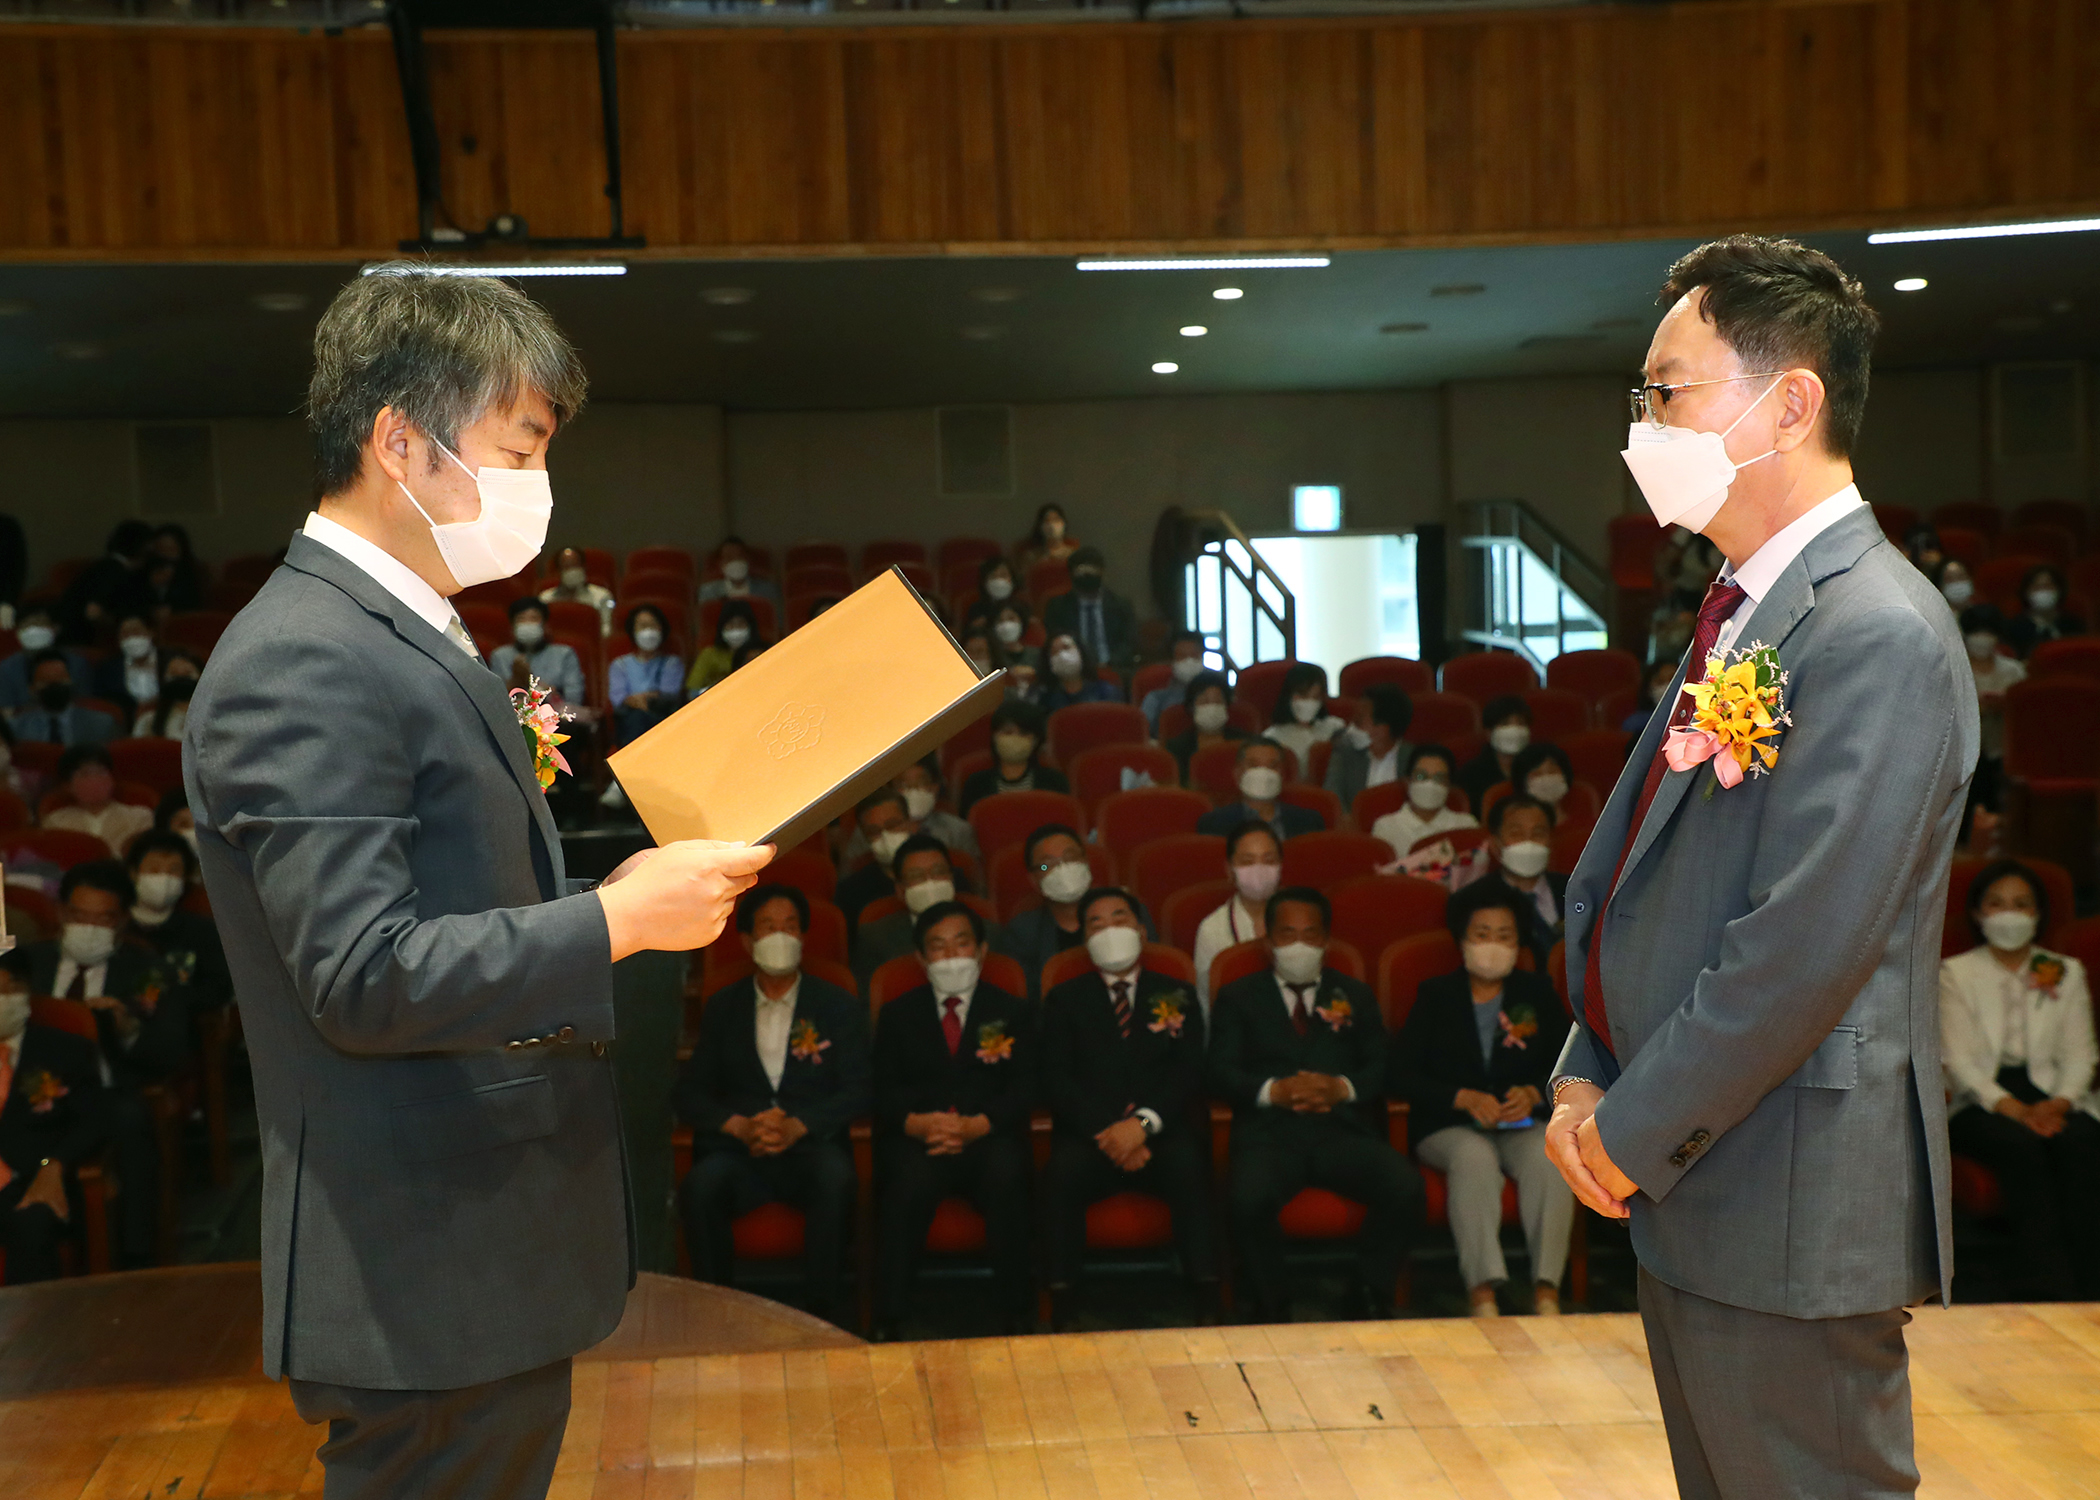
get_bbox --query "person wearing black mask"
[11,651,117,746]
[1042,547,1136,674]
[0,606,91,713]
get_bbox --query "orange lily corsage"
[1666,642,1790,792]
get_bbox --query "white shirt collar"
[1722,483,1867,605]
[302,512,457,637]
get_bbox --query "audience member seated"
[91,614,166,724]
[1939,860,2100,1301]
[44,745,153,857]
[1016,503,1076,572]
[488,598,586,709]
[0,960,109,1285]
[142,524,206,618]
[0,607,89,713]
[854,834,980,994]
[962,557,1023,633]
[1042,547,1136,672]
[1263,663,1346,781]
[2004,564,2086,660]
[1457,696,1532,811]
[154,788,197,850]
[124,831,232,1014]
[1038,633,1119,714]
[1207,886,1422,1321]
[1371,744,1476,862]
[986,601,1043,697]
[1163,671,1249,783]
[1458,794,1565,968]
[686,599,763,697]
[1930,557,1973,614]
[539,545,618,636]
[1140,630,1207,734]
[675,884,870,1328]
[1622,659,1678,734]
[698,536,782,609]
[1325,682,1413,812]
[1040,887,1217,1326]
[840,756,979,869]
[23,860,189,1268]
[1397,881,1574,1317]
[1961,604,2023,817]
[959,625,996,678]
[11,650,117,747]
[958,700,1068,815]
[837,789,920,935]
[137,651,202,739]
[608,604,684,746]
[1191,822,1282,1016]
[871,901,1037,1338]
[1506,742,1576,823]
[1003,824,1091,1001]
[58,521,155,645]
[0,719,19,801]
[1196,740,1322,841]
[1903,524,1944,576]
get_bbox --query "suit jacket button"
[591,1041,607,1059]
[505,1040,523,1051]
[1669,1151,1687,1168]
[557,1026,576,1044]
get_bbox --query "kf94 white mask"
[396,439,553,590]
[1620,374,1786,535]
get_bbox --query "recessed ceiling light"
[1152,361,1179,374]
[1180,325,1208,338]
[360,263,625,278]
[251,291,309,313]
[710,328,760,344]
[52,340,103,360]
[1380,322,1429,335]
[1893,277,1929,293]
[961,325,1005,341]
[969,287,1022,304]
[1212,287,1244,301]
[1869,216,2100,244]
[1077,257,1328,271]
[1430,283,1486,298]
[702,286,755,305]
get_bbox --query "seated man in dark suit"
[1041,547,1138,672]
[124,831,235,1014]
[871,900,1036,1338]
[852,833,963,995]
[1465,793,1567,971]
[0,607,91,713]
[1001,823,1092,1002]
[0,960,109,1284]
[836,787,920,937]
[675,883,869,1328]
[10,650,118,747]
[1040,887,1217,1326]
[1207,886,1422,1321]
[1195,740,1324,842]
[23,859,190,1268]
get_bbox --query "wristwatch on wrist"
[1551,1076,1599,1106]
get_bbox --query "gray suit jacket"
[1553,508,1975,1319]
[184,534,632,1390]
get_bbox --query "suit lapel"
[282,536,564,878]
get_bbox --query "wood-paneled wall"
[1,0,2095,261]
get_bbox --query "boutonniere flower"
[788,1018,830,1063]
[975,1022,1015,1064]
[1498,1006,1539,1049]
[2028,953,2065,997]
[139,973,164,1016]
[1665,641,1792,795]
[509,676,573,792]
[1146,991,1188,1036]
[23,1069,69,1114]
[1313,993,1353,1030]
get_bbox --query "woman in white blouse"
[1371,745,1478,862]
[1261,663,1346,782]
[1191,822,1282,1017]
[1939,859,2100,1300]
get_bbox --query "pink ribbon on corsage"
[1663,727,1744,789]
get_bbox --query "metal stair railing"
[1460,499,1611,672]
[1176,509,1296,676]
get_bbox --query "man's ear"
[370,406,413,485]
[1774,370,1827,453]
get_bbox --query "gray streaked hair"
[308,265,589,497]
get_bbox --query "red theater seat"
[1339,657,1434,697]
[1068,744,1180,817]
[1096,788,1210,866]
[1127,833,1226,920]
[1441,651,1537,705]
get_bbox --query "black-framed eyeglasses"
[1628,371,1786,428]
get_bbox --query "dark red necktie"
[1288,985,1312,1038]
[941,995,963,1055]
[1111,980,1132,1040]
[1583,578,1747,1057]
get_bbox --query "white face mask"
[1408,778,1450,812]
[1526,773,1569,806]
[994,618,1024,645]
[1171,655,1204,684]
[1192,702,1230,734]
[1233,861,1280,903]
[1964,631,1998,663]
[928,955,981,998]
[1040,859,1091,904]
[135,871,185,912]
[869,827,910,867]
[1489,724,1531,757]
[984,576,1014,601]
[1981,909,2037,952]
[633,627,663,653]
[751,931,802,977]
[1272,941,1326,987]
[561,566,588,589]
[2029,588,2060,613]
[722,558,751,583]
[120,635,154,661]
[721,623,753,650]
[993,731,1035,766]
[1463,940,1519,982]
[0,990,28,1041]
[1086,923,1144,974]
[1343,725,1373,752]
[1619,374,1787,534]
[1239,766,1284,801]
[62,922,117,968]
[1289,696,1322,724]
[396,440,553,591]
[514,621,545,649]
[16,624,54,652]
[1498,840,1551,880]
[1049,648,1083,678]
[1941,579,1975,607]
[902,786,938,821]
[904,878,955,915]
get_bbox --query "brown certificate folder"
[607,567,1006,853]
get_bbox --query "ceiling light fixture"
[360,263,627,278]
[1180,325,1208,337]
[1868,217,2100,244]
[1152,362,1179,374]
[1077,257,1329,271]
[1212,288,1244,301]
[1893,277,1929,292]
[702,286,754,305]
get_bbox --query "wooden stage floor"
[2,1268,2097,1498]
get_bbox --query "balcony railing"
[1460,499,1611,672]
[1176,508,1295,676]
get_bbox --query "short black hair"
[1076,885,1139,929]
[1406,742,1456,777]
[1266,884,1331,933]
[988,698,1046,740]
[1966,859,2049,947]
[624,602,667,638]
[507,596,545,623]
[1445,876,1535,949]
[891,832,952,874]
[1224,819,1282,862]
[737,882,810,934]
[1184,669,1232,713]
[1360,682,1413,737]
[1024,822,1083,868]
[1660,235,1879,458]
[154,788,191,831]
[1068,545,1105,573]
[714,599,760,644]
[125,829,199,883]
[1271,663,1329,724]
[61,858,135,910]
[1510,742,1574,789]
[1488,791,1556,836]
[913,898,985,952]
[856,786,908,823]
[2020,564,2068,598]
[28,648,70,679]
[1958,602,2007,638]
[1482,695,1530,729]
[57,743,115,782]
[1170,628,1204,651]
[977,555,1016,588]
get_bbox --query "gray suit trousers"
[1638,1268,1917,1499]
[289,1358,573,1500]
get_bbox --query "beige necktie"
[444,615,481,659]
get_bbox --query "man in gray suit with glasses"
[186,267,773,1499]
[1547,237,1976,1499]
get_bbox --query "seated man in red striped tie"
[1207,887,1422,1322]
[1039,886,1217,1328]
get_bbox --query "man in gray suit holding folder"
[186,267,772,1499]
[1548,237,1976,1498]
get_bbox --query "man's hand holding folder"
[599,839,777,959]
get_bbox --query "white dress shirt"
[1370,805,1478,860]
[1712,483,1867,656]
[932,982,976,1034]
[3,1028,22,1074]
[50,958,110,1002]
[1097,963,1165,1136]
[1256,969,1357,1107]
[752,976,801,1092]
[1365,746,1402,790]
[1939,945,2100,1118]
[303,512,459,638]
